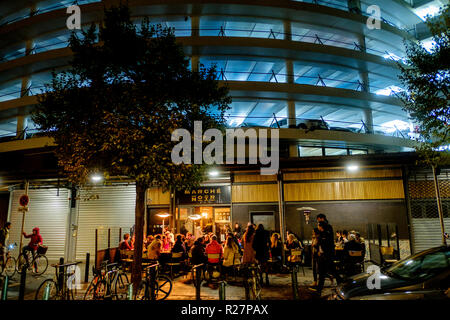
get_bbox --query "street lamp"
[156,212,170,235]
[91,173,103,182]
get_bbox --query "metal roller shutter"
[411,218,450,253]
[8,189,69,262]
[75,185,136,261]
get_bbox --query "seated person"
[205,235,223,264]
[147,235,162,260]
[119,233,133,250]
[285,233,302,263]
[222,236,241,279]
[343,234,364,275]
[190,237,207,265]
[270,233,282,262]
[205,235,223,282]
[171,235,186,262]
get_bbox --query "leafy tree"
[398,5,449,245]
[32,4,230,287]
[398,5,450,167]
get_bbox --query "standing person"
[242,224,256,264]
[233,222,242,237]
[311,220,342,295]
[253,224,270,285]
[311,228,320,287]
[0,222,11,267]
[22,227,43,264]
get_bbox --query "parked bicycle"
[35,261,81,300]
[241,263,262,300]
[0,243,17,277]
[84,261,129,300]
[135,262,172,300]
[16,244,48,276]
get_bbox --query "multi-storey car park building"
[0,0,448,264]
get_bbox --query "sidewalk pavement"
[3,264,335,300]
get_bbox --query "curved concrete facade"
[0,0,426,154]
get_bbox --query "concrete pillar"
[191,15,199,37]
[286,59,294,84]
[16,115,27,139]
[289,144,299,158]
[191,55,199,72]
[283,20,292,41]
[363,108,374,134]
[287,100,296,128]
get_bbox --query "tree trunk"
[131,182,146,289]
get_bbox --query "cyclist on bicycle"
[0,222,11,266]
[22,227,43,264]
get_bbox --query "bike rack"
[192,263,204,300]
[219,281,226,300]
[1,275,8,300]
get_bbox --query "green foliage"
[398,5,450,166]
[32,4,231,190]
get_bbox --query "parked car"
[330,245,450,300]
[297,119,329,131]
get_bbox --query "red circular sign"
[19,195,29,207]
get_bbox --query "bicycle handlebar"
[50,261,82,268]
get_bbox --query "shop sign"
[177,186,231,204]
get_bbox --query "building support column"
[277,171,287,265]
[283,20,292,41]
[363,108,374,134]
[191,15,199,37]
[191,55,199,72]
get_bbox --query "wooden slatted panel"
[147,187,170,205]
[8,189,69,262]
[284,180,405,201]
[284,168,402,181]
[234,175,277,183]
[232,184,279,202]
[411,218,450,253]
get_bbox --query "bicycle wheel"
[35,279,58,300]
[250,271,262,300]
[155,275,172,300]
[135,280,149,300]
[16,253,28,272]
[83,276,100,300]
[4,257,17,277]
[33,255,48,276]
[114,272,129,300]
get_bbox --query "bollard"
[58,257,64,291]
[43,282,51,300]
[219,281,226,300]
[128,283,133,300]
[85,253,90,283]
[18,265,27,301]
[1,276,8,300]
[195,266,202,300]
[291,266,299,300]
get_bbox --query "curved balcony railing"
[0,68,404,104]
[0,0,416,36]
[0,115,422,143]
[0,27,406,64]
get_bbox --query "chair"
[345,250,364,276]
[119,249,134,272]
[206,253,222,283]
[289,249,305,276]
[166,251,184,279]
